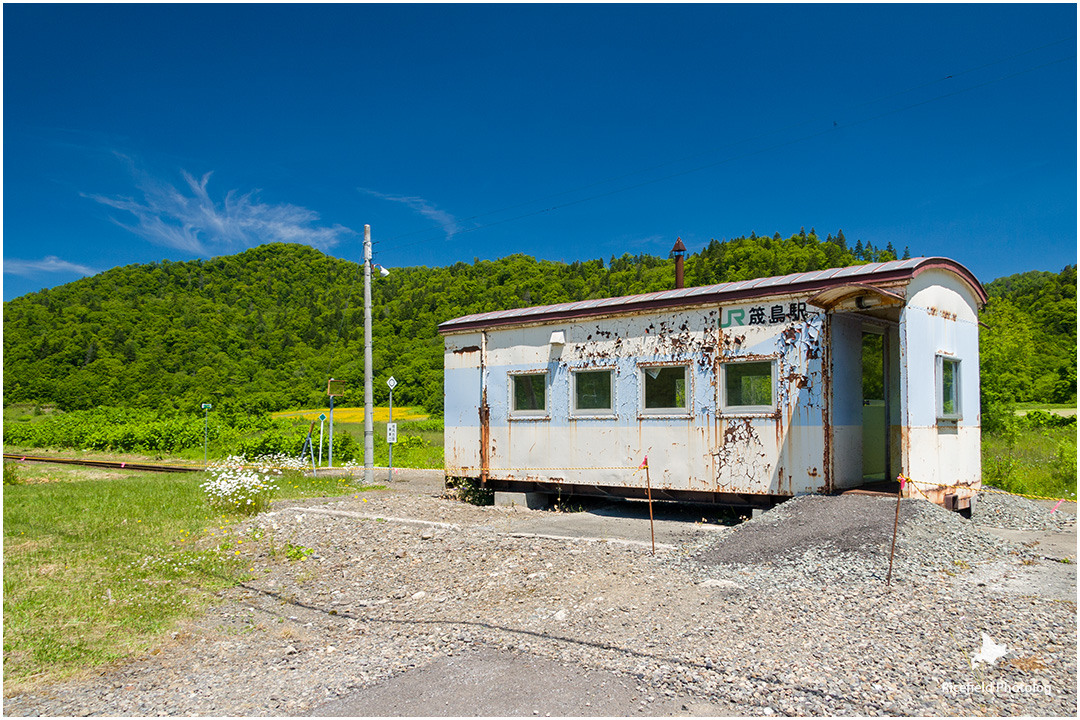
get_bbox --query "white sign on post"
[386,376,398,482]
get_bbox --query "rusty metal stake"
[886,475,904,587]
[644,460,655,555]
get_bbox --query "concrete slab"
[494,491,550,509]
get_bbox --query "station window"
[937,356,961,420]
[573,369,614,415]
[510,372,548,417]
[641,365,689,414]
[722,360,775,413]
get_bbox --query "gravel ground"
[4,476,1076,717]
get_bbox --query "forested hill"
[980,265,1076,407]
[3,231,1073,416]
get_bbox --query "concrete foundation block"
[494,491,549,510]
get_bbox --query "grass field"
[982,424,1077,501]
[2,461,383,689]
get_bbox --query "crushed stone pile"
[685,494,1036,589]
[972,490,1075,532]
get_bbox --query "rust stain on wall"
[925,307,958,322]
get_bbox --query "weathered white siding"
[899,269,982,499]
[445,296,830,496]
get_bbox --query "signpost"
[318,413,327,466]
[301,421,318,476]
[328,379,345,468]
[386,376,397,482]
[201,403,212,468]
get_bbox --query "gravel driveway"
[5,470,1075,716]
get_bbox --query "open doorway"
[861,331,887,482]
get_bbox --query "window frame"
[936,355,962,421]
[638,363,692,417]
[720,358,777,415]
[508,370,549,419]
[571,367,617,418]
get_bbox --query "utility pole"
[363,224,375,485]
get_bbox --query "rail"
[3,454,202,474]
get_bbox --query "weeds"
[1009,655,1048,672]
[552,487,583,513]
[982,422,1076,500]
[4,461,24,485]
[445,476,493,506]
[283,543,314,561]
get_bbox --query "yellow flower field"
[271,406,429,423]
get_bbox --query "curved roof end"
[910,257,989,308]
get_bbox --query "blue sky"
[3,4,1076,301]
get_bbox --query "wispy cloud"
[4,256,98,278]
[84,161,354,254]
[361,188,460,240]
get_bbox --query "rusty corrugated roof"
[438,257,986,333]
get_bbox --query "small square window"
[642,366,688,413]
[937,356,961,420]
[573,370,614,414]
[723,361,774,412]
[511,373,547,416]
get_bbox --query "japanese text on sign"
[721,302,810,328]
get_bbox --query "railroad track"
[3,454,202,474]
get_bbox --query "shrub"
[1018,410,1076,430]
[399,419,444,433]
[4,462,24,486]
[1051,437,1077,491]
[395,434,426,450]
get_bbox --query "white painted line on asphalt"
[277,506,460,529]
[281,506,680,550]
[508,532,677,551]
